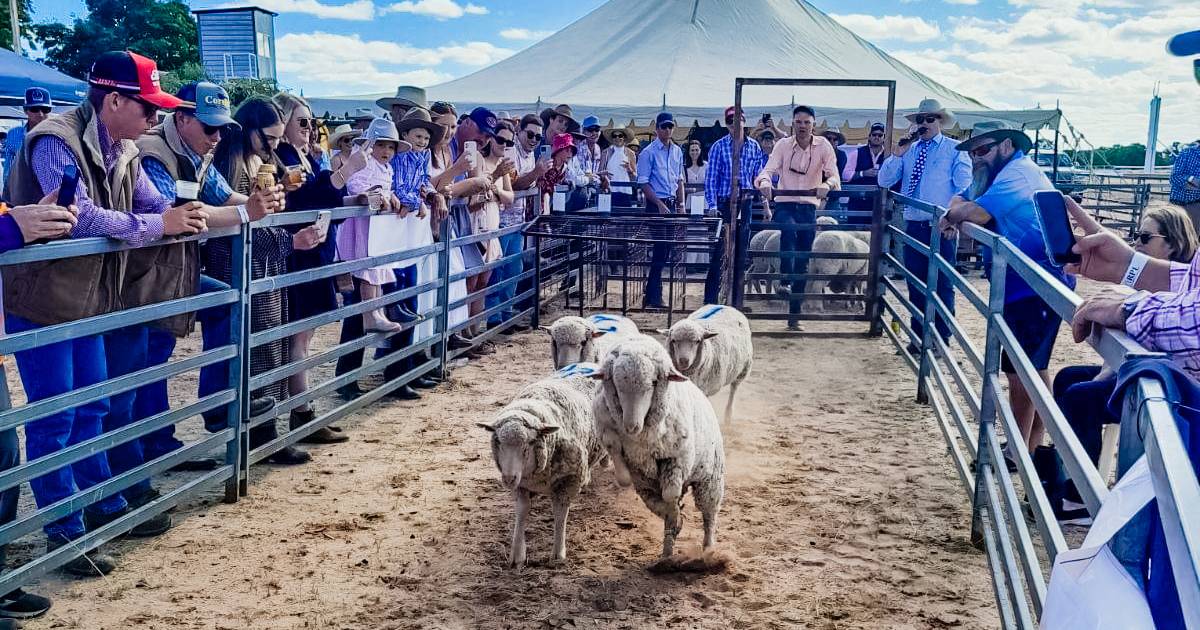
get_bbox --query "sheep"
[589,336,725,559]
[477,370,606,568]
[658,304,752,424]
[807,217,870,313]
[541,313,640,369]
[745,229,780,294]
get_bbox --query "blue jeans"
[1052,365,1119,504]
[903,219,955,344]
[644,197,675,306]
[486,231,525,326]
[775,203,817,323]
[103,325,167,501]
[0,427,18,567]
[195,275,235,433]
[6,314,127,541]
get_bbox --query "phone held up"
[314,210,332,236]
[1033,190,1080,266]
[57,164,80,208]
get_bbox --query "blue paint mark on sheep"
[696,305,725,320]
[589,314,621,323]
[555,363,601,379]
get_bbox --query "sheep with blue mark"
[659,304,753,424]
[477,366,607,568]
[588,335,726,559]
[541,313,641,369]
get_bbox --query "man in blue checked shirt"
[1,87,52,198]
[637,111,686,308]
[704,105,766,303]
[877,99,972,356]
[120,81,286,481]
[1169,140,1200,229]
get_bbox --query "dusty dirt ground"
[18,314,1002,630]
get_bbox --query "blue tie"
[906,140,930,197]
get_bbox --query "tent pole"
[8,0,20,55]
[1052,112,1061,183]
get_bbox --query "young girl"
[465,120,516,341]
[337,118,411,334]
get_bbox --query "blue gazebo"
[0,49,86,109]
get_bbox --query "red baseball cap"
[723,106,745,122]
[87,51,183,109]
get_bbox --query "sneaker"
[46,538,117,577]
[0,589,51,619]
[1056,499,1093,526]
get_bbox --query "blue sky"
[32,0,1200,146]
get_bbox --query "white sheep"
[746,229,780,294]
[659,304,752,424]
[807,217,870,313]
[589,336,725,558]
[541,313,640,369]
[477,370,606,568]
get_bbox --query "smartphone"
[761,113,771,124]
[314,210,332,235]
[536,145,551,162]
[58,164,80,207]
[1033,190,1080,266]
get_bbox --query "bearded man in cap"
[939,121,1075,459]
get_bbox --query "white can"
[689,195,705,216]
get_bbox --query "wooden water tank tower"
[192,6,278,82]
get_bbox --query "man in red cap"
[2,51,209,578]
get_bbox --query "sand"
[19,317,1001,630]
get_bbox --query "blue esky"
[32,0,1200,146]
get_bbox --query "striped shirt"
[1126,256,1200,378]
[391,149,431,209]
[704,133,765,210]
[31,120,171,247]
[1169,144,1200,205]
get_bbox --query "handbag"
[1040,456,1156,629]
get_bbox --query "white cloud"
[499,28,553,41]
[381,0,487,19]
[944,0,979,5]
[221,0,375,20]
[829,14,941,42]
[275,31,511,94]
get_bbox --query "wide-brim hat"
[376,85,428,111]
[823,129,846,145]
[329,123,360,147]
[904,98,955,126]
[539,104,580,133]
[551,132,578,157]
[364,117,402,144]
[603,127,631,143]
[955,121,1033,154]
[396,107,444,147]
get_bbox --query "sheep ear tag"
[555,362,602,379]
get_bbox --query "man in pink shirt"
[754,105,841,330]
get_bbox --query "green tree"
[0,0,33,52]
[223,78,279,108]
[32,0,198,79]
[159,61,207,94]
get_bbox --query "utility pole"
[8,0,20,55]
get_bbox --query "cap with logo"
[656,112,675,128]
[23,87,51,110]
[87,50,183,109]
[175,81,240,129]
[467,107,499,136]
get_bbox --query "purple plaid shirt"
[1126,256,1200,378]
[30,119,172,247]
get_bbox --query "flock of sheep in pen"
[476,305,753,568]
[746,216,870,310]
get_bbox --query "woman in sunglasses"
[1132,203,1198,264]
[463,120,516,346]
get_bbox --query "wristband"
[236,204,249,224]
[1121,252,1149,288]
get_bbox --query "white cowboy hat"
[328,124,360,147]
[904,98,956,126]
[376,86,428,112]
[363,117,402,144]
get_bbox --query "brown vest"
[132,116,204,337]
[2,102,132,326]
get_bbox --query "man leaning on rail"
[2,50,209,577]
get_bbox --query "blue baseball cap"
[23,87,50,109]
[175,81,240,129]
[467,107,499,136]
[656,112,675,128]
[581,115,601,130]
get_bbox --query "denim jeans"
[775,202,817,323]
[1051,365,1119,504]
[6,314,127,541]
[102,325,162,501]
[644,197,675,306]
[0,427,18,567]
[903,219,956,344]
[195,275,236,433]
[486,231,525,326]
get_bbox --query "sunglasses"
[659,123,675,130]
[611,133,626,140]
[525,130,542,142]
[25,106,50,114]
[914,115,941,124]
[870,132,885,137]
[969,141,1000,158]
[585,126,601,133]
[1133,232,1165,245]
[296,117,316,129]
[494,136,515,148]
[121,93,159,121]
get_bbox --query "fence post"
[970,243,1008,549]
[865,189,887,337]
[436,217,452,379]
[227,222,251,501]
[915,211,944,404]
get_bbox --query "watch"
[1121,290,1148,324]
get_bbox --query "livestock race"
[0,0,1197,628]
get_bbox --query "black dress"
[275,143,346,323]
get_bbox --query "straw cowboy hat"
[904,98,956,126]
[376,86,428,112]
[603,127,632,143]
[955,120,1033,154]
[396,107,445,147]
[329,124,360,147]
[539,103,580,133]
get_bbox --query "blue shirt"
[2,124,26,173]
[972,151,1076,302]
[704,134,765,209]
[1169,144,1200,205]
[877,133,972,220]
[392,150,431,209]
[142,145,235,207]
[636,138,684,199]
